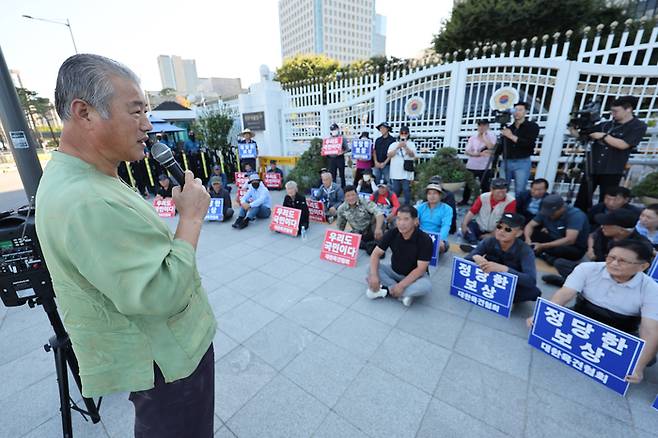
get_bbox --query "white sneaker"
[401,296,413,307]
[366,286,388,299]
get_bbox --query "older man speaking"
[35,54,216,437]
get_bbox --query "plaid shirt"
[336,198,382,233]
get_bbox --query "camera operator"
[572,96,647,211]
[499,102,539,195]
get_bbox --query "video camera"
[492,109,515,125]
[567,100,601,136]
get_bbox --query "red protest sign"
[306,198,326,222]
[264,172,282,189]
[320,229,361,268]
[321,136,343,156]
[234,171,250,202]
[153,197,176,218]
[269,205,302,236]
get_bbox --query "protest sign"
[321,136,343,156]
[450,257,517,317]
[269,205,302,236]
[153,198,176,218]
[320,229,361,267]
[529,298,645,395]
[205,198,224,221]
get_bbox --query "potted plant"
[285,137,328,193]
[631,171,658,206]
[414,147,476,198]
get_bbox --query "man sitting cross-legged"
[366,205,433,307]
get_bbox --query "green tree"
[31,96,59,147]
[432,0,625,56]
[285,138,327,193]
[159,87,176,96]
[15,87,43,144]
[275,54,340,84]
[192,110,235,151]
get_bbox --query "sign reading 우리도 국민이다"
[269,205,301,236]
[306,199,326,222]
[450,257,517,318]
[320,229,361,267]
[529,298,645,395]
[321,136,343,156]
[153,197,176,218]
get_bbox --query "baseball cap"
[377,180,388,187]
[248,173,261,182]
[425,182,443,193]
[490,178,509,190]
[209,176,222,184]
[498,213,525,229]
[539,194,565,216]
[595,209,639,228]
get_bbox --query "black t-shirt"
[374,135,396,163]
[283,193,310,229]
[504,120,539,159]
[377,228,433,276]
[590,117,647,175]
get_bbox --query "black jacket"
[283,193,310,231]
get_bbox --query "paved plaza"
[0,188,657,438]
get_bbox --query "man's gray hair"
[55,54,141,121]
[285,180,298,190]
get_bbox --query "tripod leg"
[64,345,101,423]
[49,335,74,438]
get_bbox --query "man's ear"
[69,98,92,122]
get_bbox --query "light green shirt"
[35,152,216,397]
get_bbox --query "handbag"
[403,159,415,172]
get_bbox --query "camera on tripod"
[567,100,602,137]
[492,109,515,125]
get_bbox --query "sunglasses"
[496,224,514,232]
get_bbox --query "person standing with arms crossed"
[35,54,216,438]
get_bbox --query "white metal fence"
[280,21,658,193]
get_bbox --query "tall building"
[157,55,199,95]
[279,0,386,64]
[197,77,244,99]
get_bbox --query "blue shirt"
[417,201,453,241]
[527,197,542,215]
[533,205,589,249]
[241,183,271,209]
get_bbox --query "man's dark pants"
[129,344,214,438]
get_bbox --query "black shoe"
[238,218,250,229]
[232,217,244,228]
[459,243,475,253]
[542,274,564,287]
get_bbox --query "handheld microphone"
[151,142,186,188]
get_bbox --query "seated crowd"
[147,118,657,386]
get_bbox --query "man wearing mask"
[373,122,395,184]
[500,102,539,195]
[387,125,416,205]
[572,96,647,211]
[327,123,349,188]
[232,173,272,229]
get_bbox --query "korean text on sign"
[153,198,176,218]
[321,136,343,156]
[306,198,326,222]
[423,230,440,267]
[320,229,361,268]
[204,198,224,221]
[529,298,645,395]
[351,139,372,161]
[269,205,302,236]
[238,143,257,159]
[234,172,249,200]
[449,257,517,318]
[264,173,282,189]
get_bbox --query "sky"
[0,0,452,100]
